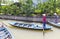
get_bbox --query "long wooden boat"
[9,22,52,30]
[0,22,13,39]
[48,21,60,27]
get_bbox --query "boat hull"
[9,22,52,30]
[48,21,60,28]
[0,22,13,39]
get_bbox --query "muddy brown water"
[0,19,60,39]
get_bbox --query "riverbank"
[0,15,60,23]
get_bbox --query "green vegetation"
[0,0,60,16]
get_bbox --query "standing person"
[54,13,58,23]
[42,14,46,29]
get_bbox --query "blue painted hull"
[0,25,13,39]
[9,22,52,30]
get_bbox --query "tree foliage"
[0,0,60,16]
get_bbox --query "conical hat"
[54,13,57,15]
[42,14,46,16]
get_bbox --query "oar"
[43,26,45,36]
[43,25,45,39]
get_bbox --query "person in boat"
[54,13,59,23]
[42,14,46,29]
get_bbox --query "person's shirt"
[54,15,59,19]
[42,16,46,22]
[54,15,59,23]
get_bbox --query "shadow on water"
[9,25,53,33]
[9,25,53,39]
[9,25,43,32]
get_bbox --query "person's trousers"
[43,22,46,29]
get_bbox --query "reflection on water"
[0,19,60,39]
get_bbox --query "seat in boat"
[18,23,24,27]
[23,24,28,28]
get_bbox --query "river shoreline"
[0,15,60,23]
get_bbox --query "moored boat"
[9,22,52,30]
[48,13,60,28]
[0,22,13,39]
[48,21,60,28]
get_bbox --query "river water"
[0,19,60,39]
